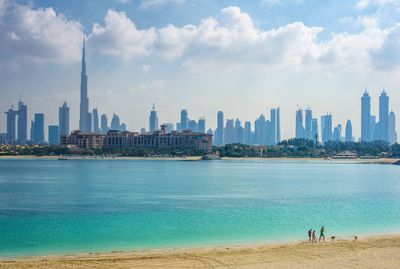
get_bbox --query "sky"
[0,0,400,140]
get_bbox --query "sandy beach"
[0,155,399,164]
[2,235,400,269]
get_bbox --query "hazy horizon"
[1,0,399,140]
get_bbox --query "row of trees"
[217,139,400,158]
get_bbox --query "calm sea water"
[0,159,400,257]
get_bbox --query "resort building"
[60,130,105,149]
[61,125,213,153]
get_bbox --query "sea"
[0,158,399,257]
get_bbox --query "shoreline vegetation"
[1,234,400,268]
[0,155,400,164]
[1,139,400,160]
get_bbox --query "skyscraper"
[180,109,189,130]
[198,118,206,133]
[345,120,353,142]
[254,114,266,145]
[32,113,45,144]
[5,107,17,144]
[321,113,332,144]
[79,39,90,132]
[378,90,389,142]
[111,114,121,131]
[389,111,397,144]
[244,121,252,145]
[17,98,27,144]
[333,124,342,142]
[234,118,244,144]
[270,108,280,145]
[48,125,59,145]
[216,111,224,145]
[149,103,158,132]
[188,120,198,131]
[295,109,304,139]
[224,119,234,144]
[361,91,371,141]
[59,102,70,136]
[101,114,108,134]
[311,118,318,143]
[304,109,312,140]
[93,108,100,133]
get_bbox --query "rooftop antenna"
[152,102,155,111]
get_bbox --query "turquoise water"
[0,159,400,257]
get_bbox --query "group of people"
[308,226,325,242]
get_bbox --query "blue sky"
[1,0,400,139]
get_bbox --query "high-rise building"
[370,115,377,141]
[345,120,353,142]
[189,120,198,131]
[111,114,121,131]
[295,109,304,139]
[48,125,59,145]
[333,124,342,142]
[206,128,213,135]
[215,111,224,145]
[17,98,27,144]
[87,112,92,132]
[30,120,35,143]
[361,91,371,141]
[270,108,280,145]
[378,90,389,142]
[234,118,244,144]
[254,114,266,145]
[304,109,312,140]
[198,118,206,133]
[180,109,189,131]
[149,103,158,132]
[32,113,45,144]
[321,113,332,144]
[244,121,252,145]
[224,119,235,144]
[311,118,318,143]
[389,111,397,144]
[59,102,70,136]
[79,39,90,132]
[5,107,17,144]
[101,114,108,134]
[121,123,127,131]
[93,108,100,133]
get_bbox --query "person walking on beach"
[319,226,325,242]
[308,229,312,242]
[312,230,316,242]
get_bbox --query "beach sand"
[0,155,399,164]
[2,235,400,269]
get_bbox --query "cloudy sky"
[0,0,399,139]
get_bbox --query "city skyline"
[1,0,400,140]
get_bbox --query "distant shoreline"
[1,234,400,268]
[0,155,399,164]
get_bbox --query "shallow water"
[0,159,399,257]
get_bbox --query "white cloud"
[356,0,400,10]
[0,1,83,67]
[140,0,185,9]
[156,6,400,72]
[88,10,157,59]
[1,3,400,73]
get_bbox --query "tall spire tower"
[79,38,90,132]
